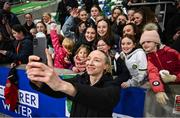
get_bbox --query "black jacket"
[114,57,131,84]
[31,72,120,117]
[5,36,33,64]
[0,40,14,64]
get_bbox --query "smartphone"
[33,36,47,64]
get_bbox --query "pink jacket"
[147,45,180,93]
[50,30,71,69]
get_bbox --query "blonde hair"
[75,44,91,56]
[42,12,51,18]
[62,38,75,54]
[98,50,112,74]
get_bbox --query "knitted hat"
[140,30,161,45]
[140,23,161,45]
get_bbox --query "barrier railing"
[0,65,179,117]
[0,65,146,117]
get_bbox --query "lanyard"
[16,42,21,64]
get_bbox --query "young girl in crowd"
[126,8,136,24]
[50,23,74,69]
[140,23,180,105]
[62,8,88,41]
[72,44,91,73]
[122,23,141,44]
[119,34,147,88]
[36,21,52,48]
[73,25,97,56]
[88,5,101,26]
[97,18,117,51]
[108,6,123,25]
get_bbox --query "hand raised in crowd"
[50,23,57,30]
[70,8,79,18]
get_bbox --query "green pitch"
[11,1,53,15]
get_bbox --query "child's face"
[78,23,86,33]
[133,12,143,26]
[121,37,135,54]
[78,48,88,59]
[91,7,100,19]
[97,20,108,37]
[79,10,88,22]
[36,23,46,33]
[112,9,121,19]
[142,41,157,53]
[141,31,159,53]
[85,27,96,42]
[123,25,134,36]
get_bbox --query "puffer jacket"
[147,45,180,93]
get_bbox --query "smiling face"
[12,29,24,40]
[79,10,88,22]
[36,22,47,33]
[133,12,143,26]
[127,9,135,21]
[121,37,136,54]
[97,39,111,54]
[85,27,96,42]
[112,8,122,19]
[141,41,157,53]
[140,30,160,53]
[117,15,127,25]
[24,13,33,24]
[86,50,108,77]
[42,13,51,24]
[123,25,135,36]
[97,20,108,37]
[77,47,89,60]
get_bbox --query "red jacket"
[147,45,180,93]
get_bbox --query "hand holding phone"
[33,32,47,63]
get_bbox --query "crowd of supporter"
[0,0,180,116]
